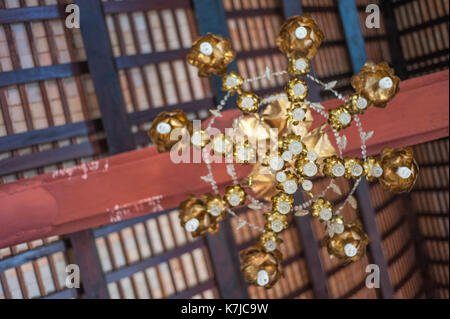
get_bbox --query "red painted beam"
[0,71,448,248]
[0,115,252,248]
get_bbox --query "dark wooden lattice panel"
[0,236,74,299]
[392,0,449,78]
[409,137,449,298]
[0,0,105,179]
[366,138,449,299]
[100,0,214,148]
[0,0,101,300]
[93,209,219,299]
[370,182,424,298]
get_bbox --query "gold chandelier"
[147,15,419,289]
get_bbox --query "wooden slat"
[104,240,204,283]
[404,187,443,299]
[364,34,388,42]
[102,0,190,14]
[236,47,280,60]
[167,278,216,299]
[407,61,449,76]
[0,61,89,87]
[92,207,172,238]
[416,212,449,218]
[0,5,61,24]
[340,280,367,299]
[302,6,339,13]
[128,98,214,125]
[284,283,313,299]
[406,49,449,65]
[387,238,413,266]
[254,85,285,98]
[115,49,189,69]
[393,264,419,291]
[319,72,354,83]
[374,195,399,213]
[0,139,107,176]
[398,15,449,35]
[381,215,407,240]
[0,119,103,153]
[392,0,411,7]
[43,288,79,299]
[225,8,281,18]
[428,259,449,266]
[0,97,210,156]
[0,241,65,272]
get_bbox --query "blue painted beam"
[192,0,225,36]
[281,0,303,19]
[337,0,395,300]
[192,0,238,108]
[337,0,368,72]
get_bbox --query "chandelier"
[147,15,419,289]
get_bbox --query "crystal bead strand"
[202,152,219,195]
[226,208,265,233]
[305,76,370,215]
[335,178,362,214]
[306,74,348,103]
[244,67,288,83]
[206,91,231,131]
[354,115,368,160]
[294,179,336,212]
